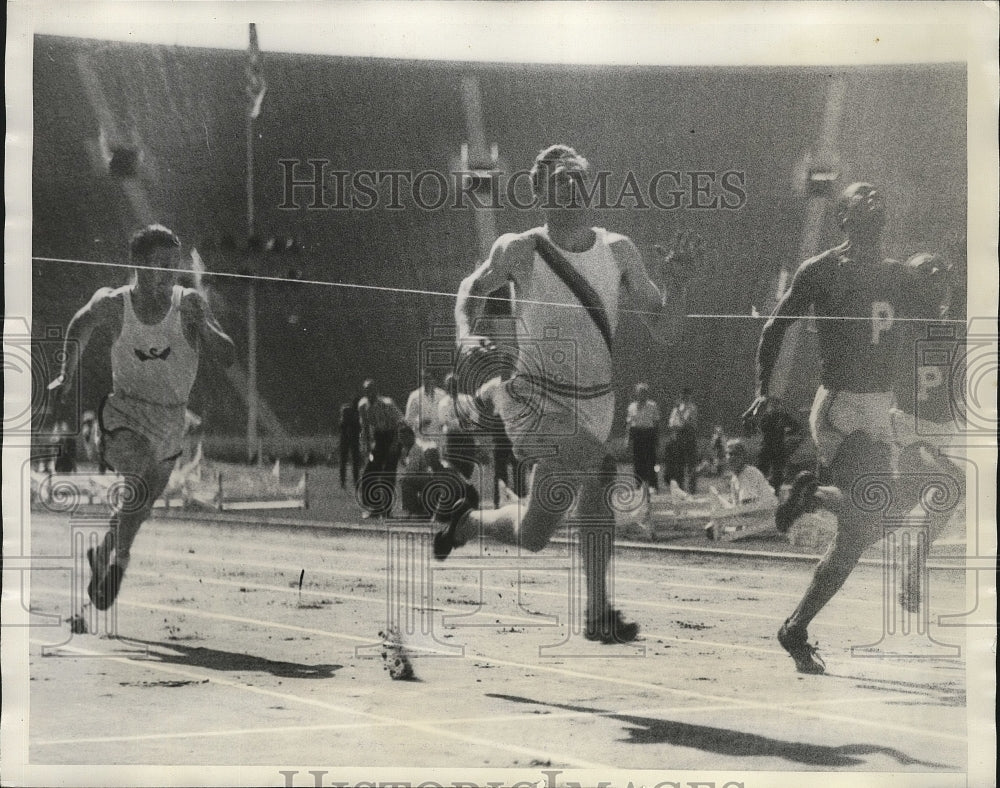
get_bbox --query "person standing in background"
[358,378,405,519]
[404,368,447,446]
[626,383,660,495]
[338,395,362,490]
[669,387,699,493]
[710,425,727,475]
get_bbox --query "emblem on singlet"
[134,347,172,362]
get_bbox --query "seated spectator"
[705,439,778,541]
[724,439,778,511]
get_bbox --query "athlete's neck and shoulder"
[455,144,665,346]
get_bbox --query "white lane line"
[32,711,589,747]
[31,692,911,748]
[28,582,965,749]
[640,629,966,679]
[27,638,613,770]
[29,517,965,609]
[148,526,967,601]
[126,569,553,628]
[148,566,876,632]
[35,583,965,744]
[29,581,374,644]
[30,566,964,682]
[28,508,948,592]
[470,653,968,744]
[99,559,902,634]
[25,557,818,631]
[154,546,820,601]
[29,561,966,680]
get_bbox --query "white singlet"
[501,227,621,447]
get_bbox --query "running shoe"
[585,608,641,644]
[87,547,124,611]
[776,470,819,534]
[777,620,826,674]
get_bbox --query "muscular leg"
[447,447,636,643]
[573,454,620,636]
[90,429,173,609]
[785,431,891,633]
[453,451,568,550]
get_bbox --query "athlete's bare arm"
[455,232,533,350]
[742,261,817,426]
[179,289,236,368]
[48,288,123,399]
[612,236,664,315]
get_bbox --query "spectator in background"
[704,438,779,541]
[51,420,78,473]
[668,387,700,493]
[399,370,447,516]
[404,368,447,446]
[181,409,203,463]
[626,383,660,494]
[438,372,478,479]
[661,429,684,490]
[710,425,727,475]
[397,421,432,519]
[755,398,803,493]
[725,439,778,511]
[81,410,108,473]
[338,395,362,489]
[358,378,405,519]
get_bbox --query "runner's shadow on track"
[124,639,342,679]
[486,694,949,768]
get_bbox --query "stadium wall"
[31,36,966,452]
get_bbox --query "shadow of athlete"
[124,638,341,679]
[486,694,951,769]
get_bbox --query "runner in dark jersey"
[743,182,940,673]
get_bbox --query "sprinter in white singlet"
[49,225,235,611]
[435,145,696,644]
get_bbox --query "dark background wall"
[31,36,966,447]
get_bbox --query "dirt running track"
[20,512,971,786]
